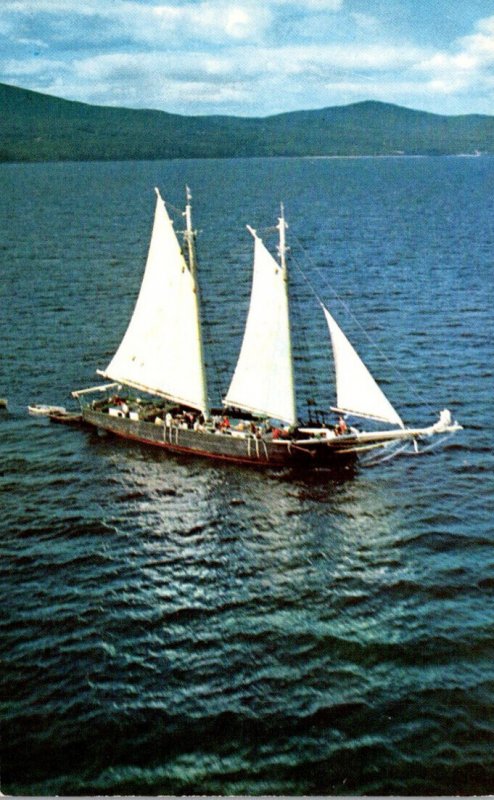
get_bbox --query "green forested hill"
[1,81,493,162]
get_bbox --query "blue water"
[1,156,494,795]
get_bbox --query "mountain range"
[1,81,493,162]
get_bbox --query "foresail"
[100,189,209,415]
[224,229,297,425]
[323,306,404,428]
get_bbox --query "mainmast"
[182,186,210,418]
[277,203,288,271]
[278,204,297,423]
[224,204,297,425]
[184,185,197,277]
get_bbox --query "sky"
[1,0,494,117]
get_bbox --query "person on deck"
[335,416,348,435]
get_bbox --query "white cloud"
[350,12,380,33]
[71,42,427,87]
[458,15,494,64]
[224,8,251,38]
[64,49,253,110]
[411,15,494,106]
[284,0,343,8]
[3,56,65,76]
[143,2,273,43]
[0,0,274,50]
[417,52,478,74]
[259,0,342,8]
[254,43,426,74]
[1,0,115,20]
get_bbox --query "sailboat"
[72,187,461,468]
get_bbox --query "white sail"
[323,305,404,427]
[99,188,209,415]
[224,226,297,425]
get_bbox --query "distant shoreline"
[1,154,490,169]
[1,81,493,163]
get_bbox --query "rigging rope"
[359,441,412,466]
[287,229,438,419]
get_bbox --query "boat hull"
[29,404,66,416]
[82,407,355,469]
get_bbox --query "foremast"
[94,187,210,418]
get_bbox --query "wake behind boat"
[72,187,461,468]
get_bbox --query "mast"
[184,185,196,277]
[223,206,297,425]
[183,186,210,419]
[277,203,287,271]
[97,187,210,417]
[277,204,297,421]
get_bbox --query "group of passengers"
[100,395,350,438]
[160,410,296,440]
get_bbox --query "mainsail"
[224,221,297,425]
[323,306,404,427]
[99,188,209,416]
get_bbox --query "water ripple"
[1,157,493,795]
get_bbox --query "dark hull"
[49,411,83,425]
[82,408,355,469]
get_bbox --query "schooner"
[72,187,461,468]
